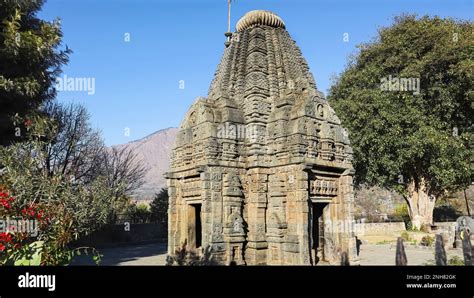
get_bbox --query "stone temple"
[166,10,358,265]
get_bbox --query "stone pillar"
[209,169,225,262]
[266,173,288,265]
[245,169,268,265]
[200,171,212,249]
[281,168,309,265]
[223,173,246,265]
[166,178,178,255]
[339,172,359,264]
[294,169,311,265]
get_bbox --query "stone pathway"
[73,242,464,266]
[72,242,168,266]
[358,244,464,265]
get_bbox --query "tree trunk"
[404,177,436,230]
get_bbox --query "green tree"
[127,202,151,223]
[0,103,147,263]
[0,117,112,264]
[328,15,473,230]
[0,0,70,146]
[150,188,168,223]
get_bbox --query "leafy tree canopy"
[329,15,473,195]
[0,0,70,145]
[150,188,168,223]
[328,15,473,228]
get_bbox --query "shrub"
[400,231,411,242]
[127,203,151,223]
[0,190,49,265]
[0,190,101,265]
[420,224,430,233]
[447,256,464,266]
[0,117,114,265]
[393,204,412,229]
[420,235,435,247]
[166,241,217,266]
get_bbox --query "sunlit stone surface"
[166,10,358,265]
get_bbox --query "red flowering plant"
[0,188,51,265]
[0,116,108,265]
[0,186,102,265]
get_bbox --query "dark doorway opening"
[188,204,202,248]
[311,202,327,264]
[194,204,202,248]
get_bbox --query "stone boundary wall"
[354,222,406,236]
[73,222,167,247]
[434,221,456,230]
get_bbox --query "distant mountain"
[114,127,178,200]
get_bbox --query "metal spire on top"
[224,0,233,47]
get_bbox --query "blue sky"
[39,0,473,146]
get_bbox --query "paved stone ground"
[73,241,464,266]
[358,243,464,265]
[72,242,167,266]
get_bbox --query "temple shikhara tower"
[166,10,358,265]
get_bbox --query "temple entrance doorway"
[187,204,202,249]
[311,202,328,264]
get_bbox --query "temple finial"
[224,0,232,47]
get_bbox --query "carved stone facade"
[166,10,358,265]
